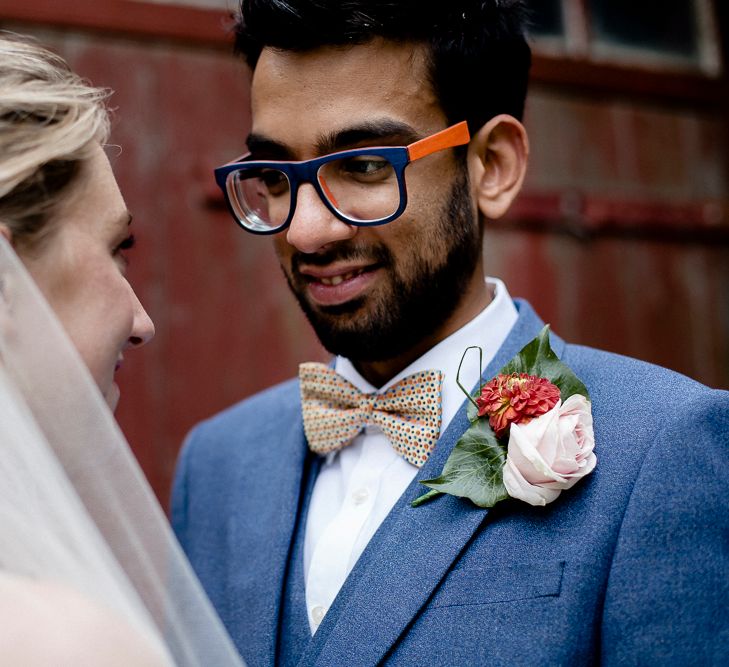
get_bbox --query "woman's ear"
[466,114,529,221]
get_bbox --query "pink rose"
[502,394,596,506]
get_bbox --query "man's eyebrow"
[245,134,295,160]
[319,120,420,154]
[245,120,420,161]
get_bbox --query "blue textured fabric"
[171,300,729,666]
[277,454,320,666]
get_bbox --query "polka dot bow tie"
[299,362,444,467]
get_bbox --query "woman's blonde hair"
[0,33,110,247]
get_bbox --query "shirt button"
[311,605,326,625]
[351,488,370,505]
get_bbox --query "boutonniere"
[412,326,596,508]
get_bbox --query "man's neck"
[352,276,492,388]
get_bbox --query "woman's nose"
[127,290,155,348]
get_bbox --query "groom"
[172,1,729,664]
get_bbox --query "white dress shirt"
[303,278,518,633]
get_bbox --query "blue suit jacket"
[172,300,729,666]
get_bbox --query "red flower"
[476,373,560,438]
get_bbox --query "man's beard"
[283,168,481,362]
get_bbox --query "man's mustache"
[290,242,392,273]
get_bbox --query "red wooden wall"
[1,1,727,504]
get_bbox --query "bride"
[0,34,244,665]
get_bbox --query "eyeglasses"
[214,121,470,235]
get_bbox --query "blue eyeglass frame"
[214,121,471,235]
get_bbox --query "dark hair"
[234,0,531,133]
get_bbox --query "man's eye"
[259,169,288,194]
[339,157,392,179]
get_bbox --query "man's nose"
[284,183,356,254]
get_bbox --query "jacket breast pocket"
[429,560,565,609]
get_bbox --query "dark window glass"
[528,0,565,37]
[589,0,698,57]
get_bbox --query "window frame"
[531,0,722,76]
[0,0,726,108]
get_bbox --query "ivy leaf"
[413,419,509,508]
[500,325,590,401]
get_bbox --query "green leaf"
[499,325,590,401]
[416,419,509,508]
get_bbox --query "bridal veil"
[0,236,245,665]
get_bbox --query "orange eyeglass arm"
[406,121,471,162]
[319,176,340,208]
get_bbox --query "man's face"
[249,40,484,364]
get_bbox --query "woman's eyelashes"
[114,233,136,267]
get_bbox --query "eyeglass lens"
[226,153,401,231]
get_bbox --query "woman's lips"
[301,264,379,306]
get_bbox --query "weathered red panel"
[1,17,727,506]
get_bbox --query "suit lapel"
[297,300,561,665]
[227,409,310,666]
[277,452,323,663]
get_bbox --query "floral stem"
[410,489,443,508]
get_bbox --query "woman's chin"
[104,382,120,412]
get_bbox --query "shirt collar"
[334,277,517,434]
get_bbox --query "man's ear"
[466,114,529,221]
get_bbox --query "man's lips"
[298,262,380,306]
